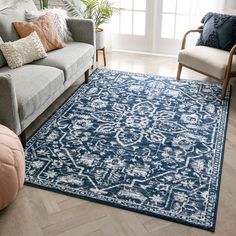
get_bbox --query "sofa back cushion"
[0,0,37,42]
[0,37,6,67]
[0,0,17,11]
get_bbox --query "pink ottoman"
[0,125,25,210]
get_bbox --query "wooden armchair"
[176,29,236,99]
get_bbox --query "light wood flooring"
[0,51,236,236]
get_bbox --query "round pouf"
[0,125,25,210]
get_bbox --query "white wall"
[0,0,16,10]
[226,0,236,8]
[33,0,64,8]
[33,0,81,9]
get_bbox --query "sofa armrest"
[0,74,21,135]
[227,44,236,72]
[67,18,96,47]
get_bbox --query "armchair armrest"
[225,44,236,77]
[181,29,203,49]
[0,74,21,135]
[67,18,96,47]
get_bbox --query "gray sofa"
[0,0,95,144]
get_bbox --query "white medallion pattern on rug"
[25,69,230,231]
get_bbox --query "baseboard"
[111,49,178,58]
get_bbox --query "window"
[161,0,191,39]
[111,0,224,54]
[112,0,147,36]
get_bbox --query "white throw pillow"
[0,31,47,69]
[25,8,73,42]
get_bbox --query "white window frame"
[112,0,147,36]
[112,0,154,52]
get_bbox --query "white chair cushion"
[178,46,236,79]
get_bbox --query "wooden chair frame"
[176,29,236,99]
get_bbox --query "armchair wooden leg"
[85,69,89,83]
[176,63,182,80]
[19,131,26,148]
[221,75,231,100]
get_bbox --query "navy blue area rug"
[25,69,230,231]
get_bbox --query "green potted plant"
[39,0,49,9]
[63,0,121,49]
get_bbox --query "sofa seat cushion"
[32,42,94,81]
[178,46,236,79]
[0,65,64,120]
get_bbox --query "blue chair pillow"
[196,12,236,51]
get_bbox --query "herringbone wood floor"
[0,52,236,236]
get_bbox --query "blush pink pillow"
[13,14,65,52]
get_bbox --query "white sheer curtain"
[101,0,232,53]
[184,0,227,48]
[225,0,236,8]
[103,23,113,52]
[189,0,227,28]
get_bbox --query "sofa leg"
[85,69,89,83]
[176,63,182,80]
[96,49,98,62]
[19,131,26,148]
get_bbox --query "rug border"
[210,85,232,231]
[24,69,231,232]
[24,180,214,232]
[94,68,225,86]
